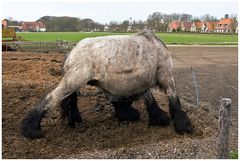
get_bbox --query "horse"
[20,30,192,139]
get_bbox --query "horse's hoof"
[149,110,170,127]
[173,111,192,134]
[67,107,82,128]
[68,115,82,128]
[20,108,46,139]
[21,129,44,139]
[118,106,140,122]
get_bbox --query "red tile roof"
[22,21,46,30]
[182,21,192,31]
[218,18,233,25]
[195,22,203,29]
[216,18,233,30]
[206,21,218,31]
[169,21,180,30]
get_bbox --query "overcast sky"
[1,0,238,23]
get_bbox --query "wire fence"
[2,41,76,53]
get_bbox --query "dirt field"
[2,46,238,159]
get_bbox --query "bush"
[229,150,238,159]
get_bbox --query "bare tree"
[201,14,218,22]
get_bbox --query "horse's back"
[64,34,161,96]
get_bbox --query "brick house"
[2,19,8,28]
[22,21,46,32]
[180,21,192,32]
[168,21,193,32]
[215,18,234,33]
[167,21,181,32]
[203,21,218,32]
[190,22,204,32]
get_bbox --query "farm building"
[22,21,46,32]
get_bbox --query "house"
[180,21,192,32]
[215,18,234,33]
[2,19,7,28]
[203,21,218,33]
[190,22,204,32]
[167,21,180,32]
[104,25,109,32]
[22,21,46,32]
[168,21,192,32]
[8,25,22,32]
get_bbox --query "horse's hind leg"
[157,65,192,134]
[20,73,88,139]
[111,98,140,122]
[143,90,170,126]
[60,91,82,128]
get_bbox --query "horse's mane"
[137,30,168,49]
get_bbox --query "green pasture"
[16,32,238,45]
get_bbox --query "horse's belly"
[98,69,157,96]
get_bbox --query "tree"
[224,14,230,19]
[147,12,164,31]
[131,20,146,32]
[109,21,119,32]
[119,20,129,32]
[193,17,201,22]
[169,13,181,21]
[230,15,238,34]
[38,16,81,32]
[180,14,192,21]
[201,14,218,22]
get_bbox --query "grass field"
[16,32,238,45]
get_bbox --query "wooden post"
[216,98,231,159]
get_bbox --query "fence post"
[216,98,231,159]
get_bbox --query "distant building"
[104,25,109,32]
[167,21,180,32]
[22,21,46,32]
[190,22,204,32]
[204,21,218,33]
[215,18,234,33]
[168,21,192,32]
[8,25,22,32]
[180,21,192,32]
[127,25,132,32]
[2,19,7,28]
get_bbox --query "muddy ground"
[2,46,238,159]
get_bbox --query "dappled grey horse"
[20,30,192,139]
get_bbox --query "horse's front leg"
[143,90,170,126]
[109,95,140,122]
[157,69,192,134]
